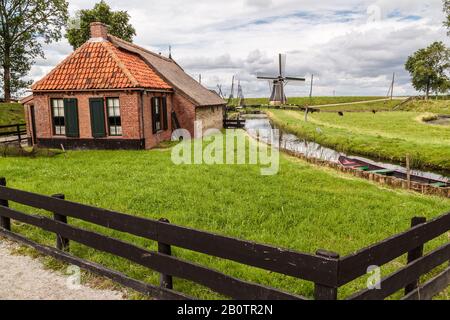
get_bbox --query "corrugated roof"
[108,35,226,107]
[32,41,171,91]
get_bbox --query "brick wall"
[27,90,225,149]
[171,93,224,137]
[172,93,197,136]
[141,92,173,149]
[28,91,142,141]
[196,106,224,134]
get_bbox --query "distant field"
[229,96,385,107]
[317,99,403,112]
[267,108,450,172]
[0,103,25,126]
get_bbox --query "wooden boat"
[338,156,449,188]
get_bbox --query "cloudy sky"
[30,0,449,97]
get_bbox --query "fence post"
[0,177,11,231]
[314,249,340,300]
[405,216,427,295]
[52,194,69,251]
[158,218,173,290]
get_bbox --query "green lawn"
[0,136,449,299]
[229,96,385,107]
[0,103,25,126]
[268,109,450,172]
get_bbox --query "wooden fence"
[0,178,449,300]
[0,123,27,144]
[223,118,246,129]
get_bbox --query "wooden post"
[305,106,309,122]
[404,217,427,295]
[406,154,411,189]
[314,249,340,300]
[158,218,173,290]
[0,177,11,231]
[52,194,69,251]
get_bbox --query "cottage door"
[89,98,106,138]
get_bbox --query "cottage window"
[154,98,161,132]
[152,97,168,134]
[107,98,122,136]
[52,99,65,135]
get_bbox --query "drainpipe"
[140,91,145,148]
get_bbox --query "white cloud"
[27,0,449,97]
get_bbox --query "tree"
[65,1,136,50]
[444,0,450,35]
[405,42,450,99]
[0,0,68,102]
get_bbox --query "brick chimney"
[90,22,108,40]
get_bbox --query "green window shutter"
[89,98,106,138]
[151,98,157,134]
[64,98,79,138]
[162,97,168,131]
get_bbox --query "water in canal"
[243,114,449,184]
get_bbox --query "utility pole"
[309,74,314,99]
[387,73,395,99]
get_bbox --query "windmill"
[237,80,245,107]
[257,54,306,105]
[216,84,224,99]
[227,75,236,104]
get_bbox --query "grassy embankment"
[229,96,386,107]
[1,134,449,299]
[267,100,450,172]
[0,103,25,126]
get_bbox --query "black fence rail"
[0,178,449,300]
[223,119,246,129]
[0,123,27,144]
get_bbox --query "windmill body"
[257,54,306,105]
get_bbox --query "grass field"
[0,103,25,126]
[397,100,450,115]
[229,96,385,107]
[1,135,449,299]
[267,105,450,172]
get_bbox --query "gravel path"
[0,240,124,300]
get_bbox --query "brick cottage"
[20,22,225,150]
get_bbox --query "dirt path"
[0,240,125,300]
[313,97,406,108]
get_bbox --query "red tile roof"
[32,41,172,91]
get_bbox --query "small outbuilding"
[21,22,225,150]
